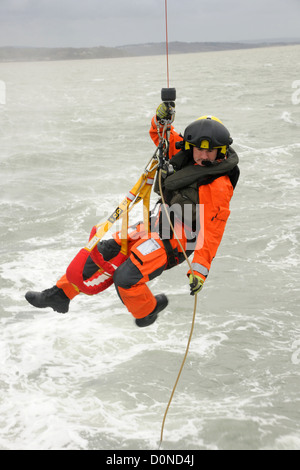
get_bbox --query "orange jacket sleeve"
[149,116,183,159]
[188,175,234,281]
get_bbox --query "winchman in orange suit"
[25,103,240,327]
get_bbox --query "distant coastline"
[0,40,299,63]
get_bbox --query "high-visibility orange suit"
[55,114,240,323]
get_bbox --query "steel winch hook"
[156,87,176,168]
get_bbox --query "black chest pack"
[155,147,240,214]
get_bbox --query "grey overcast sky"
[0,0,299,48]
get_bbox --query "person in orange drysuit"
[25,103,240,327]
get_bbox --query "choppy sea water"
[0,45,299,450]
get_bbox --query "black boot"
[135,294,168,327]
[25,286,70,314]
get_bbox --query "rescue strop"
[66,156,159,295]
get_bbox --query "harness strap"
[161,238,179,268]
[120,165,156,255]
[66,226,117,295]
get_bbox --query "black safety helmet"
[183,116,233,158]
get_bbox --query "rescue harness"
[66,155,159,295]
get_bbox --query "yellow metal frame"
[84,157,158,256]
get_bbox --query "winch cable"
[165,0,170,88]
[158,167,198,449]
[158,0,198,449]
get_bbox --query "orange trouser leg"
[56,274,80,300]
[113,235,168,319]
[117,284,157,319]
